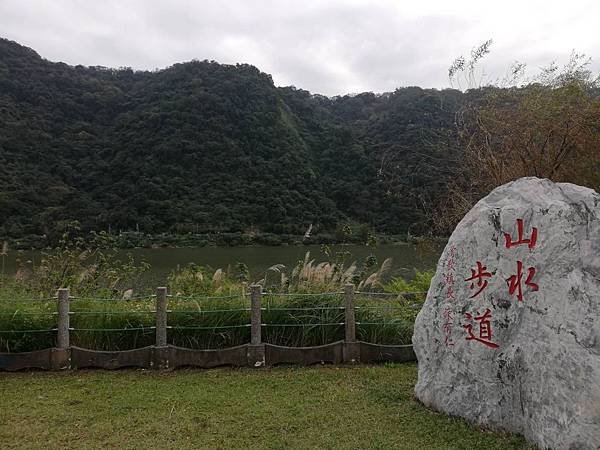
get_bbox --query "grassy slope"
[0,364,533,449]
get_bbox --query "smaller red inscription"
[442,307,455,347]
[442,244,457,301]
[443,272,455,286]
[445,257,456,271]
[446,285,456,300]
[448,246,457,258]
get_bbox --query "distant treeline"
[11,228,414,250]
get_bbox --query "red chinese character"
[448,245,457,258]
[463,308,499,348]
[442,308,455,347]
[442,308,454,322]
[507,260,539,301]
[464,261,492,298]
[445,257,456,271]
[505,218,537,249]
[446,285,456,300]
[443,272,455,285]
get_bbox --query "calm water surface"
[5,243,444,286]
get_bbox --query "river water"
[3,243,444,286]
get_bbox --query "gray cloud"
[1,0,599,96]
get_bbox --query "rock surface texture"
[413,177,600,449]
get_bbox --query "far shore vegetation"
[4,222,425,251]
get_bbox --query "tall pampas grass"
[0,252,430,352]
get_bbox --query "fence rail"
[0,285,420,371]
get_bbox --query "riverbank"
[4,231,445,251]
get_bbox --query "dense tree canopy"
[0,38,471,245]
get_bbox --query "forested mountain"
[0,38,468,245]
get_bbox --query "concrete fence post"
[57,288,70,349]
[247,284,265,367]
[250,284,262,345]
[343,283,360,363]
[344,283,356,343]
[155,287,168,347]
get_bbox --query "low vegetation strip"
[0,292,417,352]
[0,364,532,449]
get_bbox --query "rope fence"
[1,291,422,302]
[356,306,408,310]
[262,306,345,311]
[356,322,402,326]
[0,286,425,350]
[262,323,345,327]
[355,291,427,297]
[70,297,155,302]
[169,294,243,301]
[0,328,58,333]
[0,298,56,303]
[67,311,156,315]
[69,326,156,332]
[0,312,55,316]
[167,324,251,330]
[168,308,251,314]
[262,291,342,297]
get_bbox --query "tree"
[437,51,600,234]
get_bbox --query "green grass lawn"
[0,363,532,449]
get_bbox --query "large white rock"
[413,177,600,449]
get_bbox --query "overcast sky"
[1,0,599,96]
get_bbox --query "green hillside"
[0,38,466,246]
